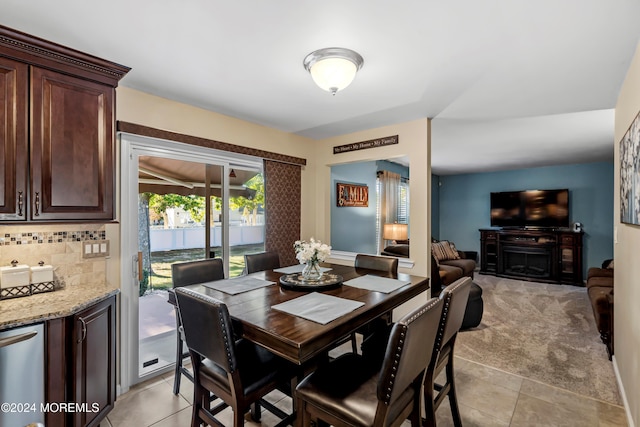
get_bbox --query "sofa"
[586,259,614,359]
[382,239,482,329]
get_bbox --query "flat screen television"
[490,189,569,228]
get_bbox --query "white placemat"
[344,274,411,294]
[273,264,332,274]
[202,276,275,295]
[271,292,364,324]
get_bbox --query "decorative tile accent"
[0,230,106,246]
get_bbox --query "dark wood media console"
[480,228,583,285]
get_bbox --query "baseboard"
[612,355,635,427]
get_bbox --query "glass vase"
[302,260,322,281]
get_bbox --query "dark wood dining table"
[169,263,430,366]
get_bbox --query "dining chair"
[423,277,472,427]
[354,253,399,275]
[295,296,444,427]
[244,251,281,274]
[170,258,225,395]
[174,287,295,427]
[349,254,399,354]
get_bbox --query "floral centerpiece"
[294,238,331,280]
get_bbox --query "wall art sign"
[336,183,369,207]
[620,109,640,225]
[333,135,398,154]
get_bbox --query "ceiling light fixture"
[229,169,237,178]
[303,47,364,95]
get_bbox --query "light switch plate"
[82,240,110,258]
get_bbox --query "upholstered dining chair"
[295,297,444,427]
[350,254,399,354]
[244,251,281,274]
[174,287,294,427]
[423,277,472,427]
[354,253,399,275]
[170,258,225,395]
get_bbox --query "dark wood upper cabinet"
[0,25,129,222]
[0,56,28,219]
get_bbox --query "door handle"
[77,317,87,343]
[0,330,37,348]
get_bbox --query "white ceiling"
[3,1,639,175]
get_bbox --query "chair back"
[377,297,443,405]
[171,258,224,288]
[355,254,398,274]
[244,251,280,274]
[174,287,237,372]
[436,277,472,352]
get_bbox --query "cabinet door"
[72,296,116,427]
[0,56,28,220]
[31,67,114,220]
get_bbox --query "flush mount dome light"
[303,47,364,95]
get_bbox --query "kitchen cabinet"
[46,295,116,427]
[0,25,129,222]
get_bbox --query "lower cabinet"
[46,295,116,426]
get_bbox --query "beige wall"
[314,119,431,278]
[116,86,318,236]
[313,119,433,317]
[613,41,640,427]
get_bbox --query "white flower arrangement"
[294,238,331,264]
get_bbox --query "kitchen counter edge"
[0,283,120,330]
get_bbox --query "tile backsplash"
[0,224,108,289]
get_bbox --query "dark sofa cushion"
[440,258,475,277]
[587,267,614,280]
[381,244,409,258]
[438,264,463,287]
[586,275,613,289]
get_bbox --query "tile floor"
[104,351,627,427]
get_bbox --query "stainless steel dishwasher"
[0,323,45,427]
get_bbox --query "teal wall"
[435,162,614,277]
[432,175,440,241]
[331,160,409,254]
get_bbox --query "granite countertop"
[0,282,119,329]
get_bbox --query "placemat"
[344,274,410,293]
[202,276,275,295]
[271,292,364,324]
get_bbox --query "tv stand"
[480,228,583,285]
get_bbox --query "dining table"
[168,262,430,366]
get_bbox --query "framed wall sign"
[336,182,369,207]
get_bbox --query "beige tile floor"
[104,351,627,427]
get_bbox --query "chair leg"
[250,401,262,421]
[423,370,437,427]
[233,406,245,427]
[173,314,183,395]
[446,353,463,427]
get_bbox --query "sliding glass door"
[119,133,264,389]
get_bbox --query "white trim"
[612,355,634,427]
[328,250,415,269]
